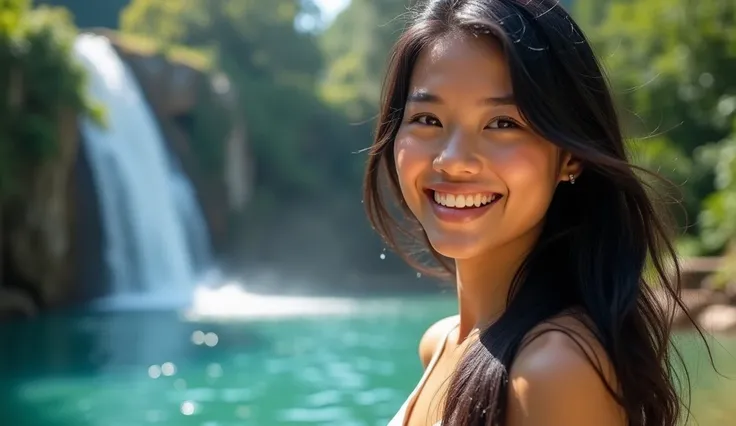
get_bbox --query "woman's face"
[394,32,579,260]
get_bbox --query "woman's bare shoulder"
[417,314,459,368]
[505,314,625,426]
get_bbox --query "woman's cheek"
[496,143,559,217]
[394,135,428,212]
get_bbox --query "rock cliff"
[1,105,79,317]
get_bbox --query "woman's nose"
[432,132,483,177]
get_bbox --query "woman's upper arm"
[505,330,626,426]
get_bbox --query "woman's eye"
[487,117,520,130]
[411,114,442,127]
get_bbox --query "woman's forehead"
[410,33,512,98]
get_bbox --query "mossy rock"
[0,3,99,199]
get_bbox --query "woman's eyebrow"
[407,89,516,106]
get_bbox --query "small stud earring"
[569,174,576,185]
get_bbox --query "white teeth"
[433,192,500,208]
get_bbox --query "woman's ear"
[558,151,583,184]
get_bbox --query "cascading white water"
[73,33,212,307]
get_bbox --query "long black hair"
[363,1,710,425]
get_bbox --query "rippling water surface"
[0,294,734,426]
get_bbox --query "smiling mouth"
[429,191,503,209]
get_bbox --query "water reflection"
[0,310,268,379]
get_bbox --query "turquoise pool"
[0,294,733,425]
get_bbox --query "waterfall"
[72,33,212,308]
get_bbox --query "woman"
[363,1,709,425]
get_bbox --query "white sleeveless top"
[387,321,458,426]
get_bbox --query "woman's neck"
[454,226,543,342]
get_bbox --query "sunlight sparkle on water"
[180,401,197,416]
[161,362,176,376]
[192,330,206,345]
[204,332,219,347]
[148,365,161,379]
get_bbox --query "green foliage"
[697,119,736,251]
[113,32,214,71]
[120,1,197,47]
[189,73,232,176]
[594,0,735,150]
[586,0,736,253]
[318,0,414,120]
[0,1,98,197]
[122,0,323,90]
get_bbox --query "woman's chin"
[427,236,488,260]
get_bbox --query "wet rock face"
[123,52,202,118]
[1,107,79,315]
[0,287,37,319]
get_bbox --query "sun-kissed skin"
[393,33,626,426]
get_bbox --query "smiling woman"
[362,1,713,426]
